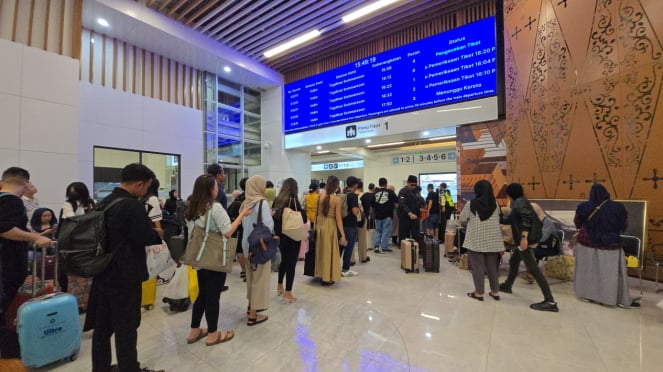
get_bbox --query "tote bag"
[146,240,175,278]
[182,209,234,273]
[282,198,307,241]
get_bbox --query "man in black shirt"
[0,167,52,357]
[398,175,425,249]
[86,163,163,372]
[207,163,227,210]
[357,182,375,263]
[373,178,398,253]
[425,183,441,238]
[340,176,360,277]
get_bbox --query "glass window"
[244,87,261,115]
[244,114,261,142]
[205,101,217,132]
[93,147,180,202]
[243,141,261,167]
[218,137,242,165]
[218,91,240,109]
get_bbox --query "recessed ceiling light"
[365,139,372,143]
[423,131,430,136]
[264,29,321,58]
[97,18,109,27]
[429,135,456,141]
[316,150,330,154]
[342,0,401,23]
[223,66,231,73]
[90,38,95,43]
[367,141,405,148]
[316,145,322,150]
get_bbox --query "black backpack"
[58,197,128,278]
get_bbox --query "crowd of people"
[0,164,641,370]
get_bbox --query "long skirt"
[574,243,631,306]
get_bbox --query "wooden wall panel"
[79,28,201,109]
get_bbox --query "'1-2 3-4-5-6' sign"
[392,151,456,165]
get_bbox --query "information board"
[284,16,498,134]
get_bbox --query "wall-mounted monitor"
[283,16,502,136]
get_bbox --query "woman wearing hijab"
[574,183,636,308]
[240,176,275,325]
[499,183,558,312]
[458,180,503,301]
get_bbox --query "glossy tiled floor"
[44,248,663,372]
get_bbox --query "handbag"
[145,240,175,278]
[282,198,307,241]
[248,200,279,266]
[181,209,233,273]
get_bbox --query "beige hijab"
[240,175,266,212]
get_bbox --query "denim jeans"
[374,218,392,250]
[339,226,358,271]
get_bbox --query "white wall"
[363,149,457,188]
[78,82,203,199]
[250,86,311,195]
[0,39,79,213]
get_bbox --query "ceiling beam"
[167,0,188,17]
[176,0,204,21]
[206,0,262,38]
[195,0,234,32]
[215,0,288,41]
[157,0,173,13]
[184,0,219,25]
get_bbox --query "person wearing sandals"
[184,175,250,346]
[240,176,275,326]
[227,177,249,282]
[458,180,503,301]
[273,178,307,303]
[315,176,347,285]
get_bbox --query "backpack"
[526,201,543,244]
[339,193,349,218]
[540,215,555,243]
[247,200,279,266]
[58,197,128,278]
[227,197,243,222]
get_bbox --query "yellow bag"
[458,254,469,270]
[544,255,574,281]
[626,256,639,268]
[188,266,199,302]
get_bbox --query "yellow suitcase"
[141,277,157,310]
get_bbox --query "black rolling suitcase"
[423,235,440,272]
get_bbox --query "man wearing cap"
[207,163,228,211]
[339,176,360,277]
[398,175,425,249]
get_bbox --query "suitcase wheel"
[143,305,154,310]
[70,352,79,361]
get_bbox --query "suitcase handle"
[30,242,59,296]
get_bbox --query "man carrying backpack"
[0,167,52,358]
[85,163,163,372]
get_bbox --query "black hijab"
[470,180,497,221]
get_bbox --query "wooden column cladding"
[77,28,201,110]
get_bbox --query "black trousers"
[91,280,142,372]
[190,269,227,333]
[398,216,424,249]
[503,247,555,302]
[278,237,299,291]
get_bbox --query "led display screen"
[284,16,498,134]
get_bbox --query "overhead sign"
[311,160,364,171]
[392,151,456,165]
[283,16,498,134]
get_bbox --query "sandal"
[276,287,284,296]
[247,314,268,326]
[467,292,484,301]
[240,272,246,279]
[205,330,234,346]
[488,292,500,301]
[186,329,208,344]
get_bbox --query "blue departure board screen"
[283,16,498,134]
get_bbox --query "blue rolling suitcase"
[17,244,81,368]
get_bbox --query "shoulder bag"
[181,208,234,273]
[282,198,307,241]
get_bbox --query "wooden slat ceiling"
[139,0,474,74]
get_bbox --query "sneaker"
[374,249,385,254]
[498,283,512,294]
[529,301,559,312]
[361,257,371,263]
[341,270,358,277]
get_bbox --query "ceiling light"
[316,145,322,150]
[90,38,95,43]
[436,105,482,113]
[342,0,401,23]
[97,18,109,27]
[367,141,405,148]
[316,150,330,154]
[429,136,456,141]
[423,131,430,136]
[264,29,321,58]
[223,66,232,73]
[365,139,372,144]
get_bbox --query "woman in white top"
[458,180,503,301]
[184,174,251,346]
[61,182,95,219]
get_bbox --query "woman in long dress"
[574,183,637,308]
[314,176,347,285]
